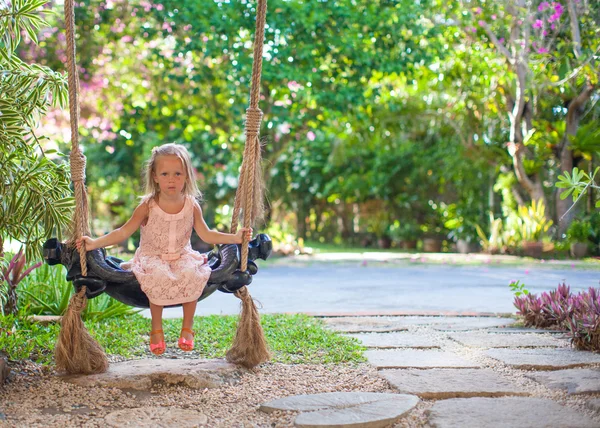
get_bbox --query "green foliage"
[17,263,140,321]
[0,0,72,260]
[508,279,529,298]
[0,313,365,365]
[566,220,592,244]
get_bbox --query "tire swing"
[50,0,272,374]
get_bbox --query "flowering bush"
[514,282,600,352]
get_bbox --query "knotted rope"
[55,0,108,375]
[226,0,271,369]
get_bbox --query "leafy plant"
[566,220,592,244]
[1,249,41,315]
[509,279,529,298]
[556,167,600,218]
[1,0,73,260]
[517,200,552,242]
[514,283,600,352]
[18,263,140,321]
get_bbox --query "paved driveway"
[146,260,600,318]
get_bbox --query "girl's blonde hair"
[142,143,202,201]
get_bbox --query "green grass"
[304,240,411,254]
[0,313,365,365]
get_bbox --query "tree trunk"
[555,83,595,235]
[297,201,307,241]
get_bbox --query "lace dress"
[121,196,211,306]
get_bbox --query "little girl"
[76,143,251,355]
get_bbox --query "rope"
[231,0,267,271]
[225,0,271,368]
[65,0,90,275]
[56,0,108,375]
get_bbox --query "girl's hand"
[76,236,97,251]
[235,227,253,244]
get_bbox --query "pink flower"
[548,12,560,22]
[491,14,497,20]
[537,47,549,53]
[533,19,543,29]
[307,131,316,141]
[538,1,550,11]
[478,20,485,27]
[474,7,482,14]
[553,2,564,13]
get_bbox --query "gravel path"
[1,359,414,427]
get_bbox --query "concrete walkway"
[148,253,600,318]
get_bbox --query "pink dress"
[121,196,211,306]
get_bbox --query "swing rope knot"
[245,107,263,138]
[69,151,87,182]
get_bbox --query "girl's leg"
[149,302,164,345]
[181,300,197,341]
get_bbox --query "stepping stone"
[586,398,600,413]
[105,407,207,427]
[526,368,600,395]
[366,350,479,369]
[430,318,516,331]
[381,368,528,398]
[485,348,600,370]
[346,332,440,349]
[323,316,514,333]
[322,317,410,333]
[62,359,243,390]
[260,392,419,428]
[490,327,567,334]
[448,332,567,348]
[427,397,599,428]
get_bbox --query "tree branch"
[479,21,513,62]
[566,0,582,58]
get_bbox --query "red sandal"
[178,327,195,351]
[149,329,166,355]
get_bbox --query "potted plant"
[445,215,481,254]
[389,221,419,249]
[566,220,591,259]
[518,200,553,258]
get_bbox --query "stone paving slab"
[427,397,599,428]
[381,368,528,399]
[447,331,567,348]
[62,359,243,390]
[345,332,440,349]
[104,407,208,427]
[429,318,516,331]
[323,316,514,333]
[485,348,600,370]
[489,327,568,334]
[260,392,419,428]
[365,350,479,369]
[525,368,600,395]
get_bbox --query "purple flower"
[537,47,549,54]
[538,1,550,11]
[533,19,543,29]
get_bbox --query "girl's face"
[153,155,187,196]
